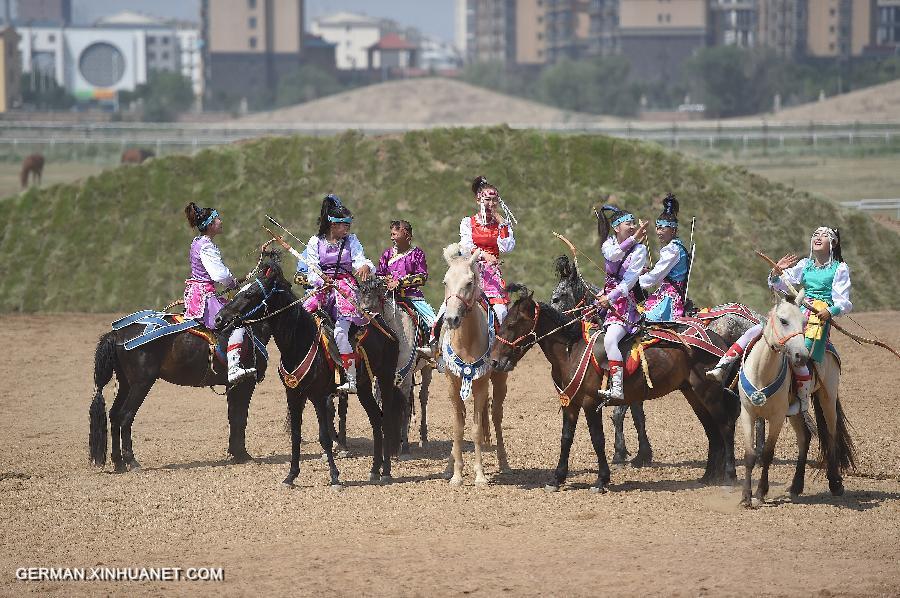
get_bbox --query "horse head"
[550,255,593,315]
[442,243,482,330]
[356,276,388,315]
[764,288,809,368]
[214,253,289,332]
[491,283,538,372]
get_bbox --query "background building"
[309,11,380,69]
[0,25,21,112]
[618,0,708,81]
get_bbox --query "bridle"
[765,310,804,352]
[496,302,541,349]
[229,273,295,326]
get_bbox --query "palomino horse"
[737,290,815,507]
[216,257,403,486]
[492,286,739,492]
[357,277,435,456]
[441,243,509,486]
[89,296,271,472]
[20,153,44,188]
[121,148,154,164]
[550,254,764,465]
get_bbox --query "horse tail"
[89,332,116,466]
[813,393,856,474]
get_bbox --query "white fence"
[841,199,900,219]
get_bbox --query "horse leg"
[118,381,153,471]
[356,381,385,483]
[630,402,653,467]
[398,381,413,459]
[227,383,254,463]
[547,406,579,491]
[312,394,341,488]
[585,404,611,493]
[813,384,846,497]
[739,406,757,507]
[283,394,305,487]
[337,390,349,454]
[490,373,509,472]
[611,404,629,465]
[681,384,723,484]
[755,414,784,505]
[108,379,130,473]
[418,366,432,446]
[447,380,465,486]
[788,413,811,498]
[471,382,490,486]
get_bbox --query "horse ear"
[468,248,483,267]
[443,243,461,265]
[795,288,806,307]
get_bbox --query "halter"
[231,276,295,325]
[496,302,541,348]
[765,310,804,351]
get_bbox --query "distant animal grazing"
[121,148,155,164]
[20,153,44,188]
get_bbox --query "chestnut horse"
[121,148,155,164]
[20,153,44,188]
[492,285,738,493]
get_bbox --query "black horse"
[89,303,271,473]
[215,257,402,487]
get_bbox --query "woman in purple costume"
[183,202,256,383]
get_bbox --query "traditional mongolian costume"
[296,195,374,393]
[595,205,649,401]
[640,195,691,322]
[183,208,256,383]
[376,243,437,330]
[707,226,852,415]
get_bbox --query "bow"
[755,249,900,361]
[553,231,606,277]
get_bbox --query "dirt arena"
[1,311,899,596]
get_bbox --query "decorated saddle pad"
[112,310,200,351]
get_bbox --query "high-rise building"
[587,0,620,57]
[618,0,707,81]
[709,0,757,47]
[15,0,70,26]
[875,0,900,50]
[759,0,876,58]
[203,0,305,102]
[0,25,21,112]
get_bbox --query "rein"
[497,303,598,350]
[766,311,804,350]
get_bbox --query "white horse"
[356,277,435,456]
[738,290,811,507]
[441,243,509,486]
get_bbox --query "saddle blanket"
[112,310,200,351]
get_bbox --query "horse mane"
[508,287,581,345]
[554,255,572,280]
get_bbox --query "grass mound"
[1,127,896,314]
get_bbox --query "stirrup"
[228,366,257,384]
[336,381,357,394]
[705,365,727,383]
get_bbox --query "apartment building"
[618,0,707,80]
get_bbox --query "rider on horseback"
[639,194,691,322]
[426,176,517,357]
[183,202,256,383]
[706,227,852,416]
[594,204,650,401]
[295,194,374,394]
[376,219,437,335]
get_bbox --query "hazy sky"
[70,0,456,43]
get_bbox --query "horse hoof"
[281,481,295,489]
[127,459,141,471]
[631,453,653,468]
[590,485,608,494]
[448,476,463,487]
[830,482,845,497]
[230,451,254,464]
[544,484,560,493]
[612,454,628,465]
[337,450,349,459]
[475,477,489,487]
[369,472,379,482]
[330,483,344,492]
[380,475,393,484]
[398,453,413,462]
[113,462,127,474]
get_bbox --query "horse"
[121,148,155,164]
[215,257,403,486]
[356,276,435,456]
[550,254,764,466]
[737,290,813,507]
[20,153,44,188]
[441,243,510,486]
[89,295,272,473]
[491,285,739,492]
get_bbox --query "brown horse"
[491,285,739,492]
[20,153,44,188]
[121,148,155,164]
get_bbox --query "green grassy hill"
[1,127,897,314]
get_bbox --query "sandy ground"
[763,79,900,123]
[1,311,899,596]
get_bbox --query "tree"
[120,71,195,122]
[21,72,75,110]
[685,47,787,118]
[275,64,346,107]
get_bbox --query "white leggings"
[604,324,627,363]
[334,318,352,355]
[228,327,245,349]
